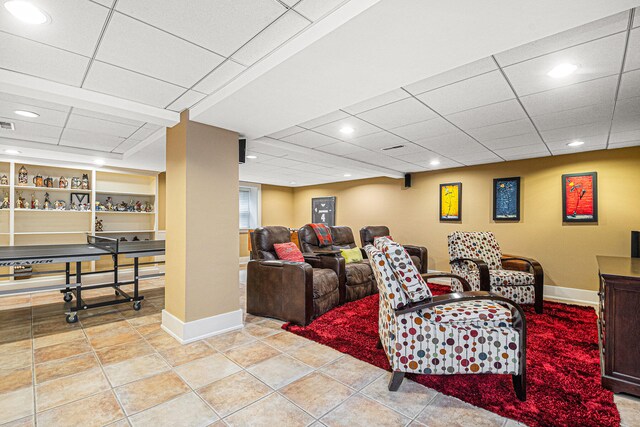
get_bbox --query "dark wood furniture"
[597,255,640,397]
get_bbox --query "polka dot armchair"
[448,231,544,313]
[365,237,527,401]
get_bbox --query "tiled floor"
[1,277,639,427]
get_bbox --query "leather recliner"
[247,226,342,325]
[298,225,377,303]
[360,225,429,273]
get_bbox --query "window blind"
[239,187,251,229]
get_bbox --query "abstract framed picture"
[562,172,598,223]
[493,177,521,221]
[439,182,461,221]
[311,196,336,226]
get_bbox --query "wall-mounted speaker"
[404,173,412,188]
[239,138,246,164]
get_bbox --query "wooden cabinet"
[597,256,640,397]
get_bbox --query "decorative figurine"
[33,173,44,187]
[44,177,54,188]
[30,193,36,209]
[81,174,90,190]
[54,200,66,210]
[43,192,51,210]
[95,219,103,232]
[135,201,142,212]
[132,236,140,241]
[95,201,104,211]
[16,191,26,209]
[117,201,127,212]
[0,174,8,185]
[127,199,135,212]
[144,201,154,212]
[119,237,127,242]
[58,176,68,189]
[105,197,114,211]
[18,166,28,186]
[70,201,77,211]
[1,191,9,209]
[70,176,80,189]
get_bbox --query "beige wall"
[157,172,166,230]
[291,147,640,292]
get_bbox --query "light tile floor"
[1,277,639,427]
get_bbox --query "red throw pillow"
[274,242,304,262]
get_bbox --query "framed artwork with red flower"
[562,172,598,223]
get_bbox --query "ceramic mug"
[33,175,43,187]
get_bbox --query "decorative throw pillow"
[340,247,363,264]
[274,242,304,262]
[378,239,432,303]
[375,235,393,242]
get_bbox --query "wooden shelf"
[96,190,155,197]
[95,211,155,215]
[96,230,155,234]
[14,231,89,235]
[15,209,91,213]
[14,186,91,193]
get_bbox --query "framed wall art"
[439,182,461,221]
[562,172,598,223]
[493,177,521,221]
[312,196,336,226]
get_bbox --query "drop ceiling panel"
[83,61,186,107]
[232,10,310,66]
[357,97,437,129]
[455,151,503,165]
[59,128,125,151]
[446,99,527,129]
[391,117,459,141]
[503,33,626,96]
[281,130,341,148]
[0,93,70,113]
[547,134,607,155]
[417,71,515,115]
[96,12,225,88]
[347,131,406,150]
[111,139,142,154]
[520,75,618,116]
[342,89,410,115]
[618,70,640,100]
[0,117,63,143]
[493,144,550,159]
[482,133,544,150]
[294,0,346,21]
[267,126,305,139]
[0,0,109,56]
[72,108,144,127]
[624,28,640,72]
[247,139,292,156]
[0,32,89,86]
[314,142,367,156]
[116,0,286,56]
[0,101,69,127]
[65,113,141,138]
[532,103,614,131]
[403,57,497,95]
[380,143,426,157]
[414,132,487,155]
[259,156,301,168]
[193,61,247,94]
[609,139,640,149]
[466,118,537,142]
[298,110,349,129]
[166,91,207,112]
[312,116,380,140]
[609,129,640,144]
[540,121,612,142]
[495,11,629,66]
[393,150,439,163]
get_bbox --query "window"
[239,183,260,230]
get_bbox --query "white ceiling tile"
[495,11,629,66]
[342,88,410,115]
[482,133,544,150]
[613,96,640,118]
[609,129,640,144]
[547,134,607,155]
[259,157,301,167]
[609,140,640,149]
[299,110,349,129]
[347,131,407,150]
[391,117,459,142]
[59,128,124,151]
[66,113,140,138]
[503,33,626,96]
[532,103,614,131]
[279,0,301,6]
[520,75,617,116]
[414,132,487,155]
[611,114,640,133]
[166,91,207,112]
[247,139,291,156]
[635,7,640,28]
[0,100,69,127]
[281,130,340,148]
[294,0,346,21]
[624,28,640,72]
[493,144,550,159]
[0,93,70,113]
[97,12,225,88]
[71,108,144,127]
[92,0,114,6]
[314,142,367,156]
[357,97,437,129]
[446,99,527,130]
[618,70,640,100]
[455,151,503,165]
[540,121,611,142]
[286,162,331,172]
[313,116,380,141]
[192,60,247,94]
[403,57,497,95]
[83,61,185,107]
[467,119,537,142]
[412,159,464,170]
[232,10,310,66]
[116,0,286,56]
[380,143,426,157]
[0,116,63,144]
[394,150,440,163]
[111,139,143,154]
[0,0,109,56]
[267,126,305,139]
[0,32,89,86]
[417,71,514,115]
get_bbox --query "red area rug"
[284,284,619,427]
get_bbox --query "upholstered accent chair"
[366,237,527,400]
[448,231,544,314]
[247,226,342,325]
[359,225,429,273]
[298,225,377,303]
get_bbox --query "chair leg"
[534,299,543,314]
[512,374,526,401]
[388,371,405,391]
[376,338,382,349]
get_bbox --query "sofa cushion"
[273,242,304,262]
[345,261,373,286]
[410,255,422,272]
[312,268,339,298]
[376,237,431,303]
[340,247,363,264]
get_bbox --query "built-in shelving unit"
[0,160,160,286]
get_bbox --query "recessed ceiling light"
[14,110,39,118]
[340,126,354,135]
[430,159,441,166]
[94,159,105,165]
[567,140,585,147]
[547,63,578,78]
[343,173,352,177]
[4,1,50,24]
[246,155,257,159]
[4,149,21,155]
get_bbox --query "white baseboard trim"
[239,256,250,265]
[161,308,244,344]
